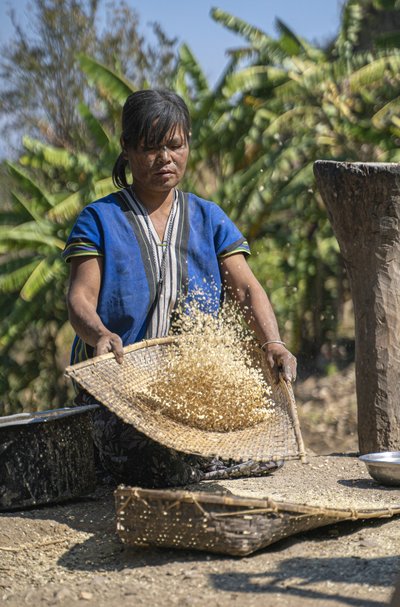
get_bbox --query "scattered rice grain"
[135,299,275,432]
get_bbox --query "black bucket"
[0,405,98,511]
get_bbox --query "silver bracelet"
[261,340,286,350]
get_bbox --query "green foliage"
[1,0,400,414]
[0,95,120,412]
[0,0,177,414]
[181,0,400,355]
[77,54,136,104]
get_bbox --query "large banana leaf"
[348,53,400,90]
[20,256,64,302]
[0,258,42,293]
[335,0,364,53]
[178,44,210,96]
[6,163,55,209]
[222,65,287,98]
[0,223,65,250]
[372,98,400,126]
[78,102,111,148]
[47,176,115,223]
[47,189,90,223]
[9,190,45,223]
[77,54,135,104]
[21,137,91,173]
[211,8,271,49]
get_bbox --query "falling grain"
[136,300,274,432]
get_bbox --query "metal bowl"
[359,451,400,486]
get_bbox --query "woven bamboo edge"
[65,336,307,463]
[65,337,179,373]
[279,375,307,463]
[115,486,400,521]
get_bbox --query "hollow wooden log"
[313,161,400,454]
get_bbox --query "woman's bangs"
[142,105,186,148]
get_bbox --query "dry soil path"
[1,454,400,607]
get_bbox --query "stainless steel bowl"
[359,451,400,486]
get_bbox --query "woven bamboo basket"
[65,336,306,463]
[115,486,400,557]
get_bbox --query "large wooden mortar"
[314,160,400,454]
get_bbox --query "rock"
[359,539,380,548]
[54,587,74,602]
[79,590,93,600]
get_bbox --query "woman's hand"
[263,343,297,383]
[94,333,124,364]
[219,254,297,384]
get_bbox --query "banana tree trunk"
[313,160,400,454]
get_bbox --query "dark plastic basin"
[0,405,98,510]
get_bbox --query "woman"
[64,89,297,487]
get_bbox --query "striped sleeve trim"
[72,337,91,364]
[218,238,251,258]
[62,240,103,262]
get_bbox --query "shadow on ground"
[2,484,400,607]
[210,554,398,607]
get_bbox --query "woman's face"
[124,125,189,196]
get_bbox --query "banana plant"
[0,63,134,413]
[2,0,400,411]
[184,3,400,354]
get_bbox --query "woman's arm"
[67,257,124,363]
[219,253,296,382]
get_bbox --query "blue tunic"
[63,189,250,363]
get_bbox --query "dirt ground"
[1,363,400,607]
[295,363,358,455]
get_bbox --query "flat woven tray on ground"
[115,485,400,557]
[65,336,306,462]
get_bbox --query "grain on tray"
[211,457,400,512]
[135,299,275,432]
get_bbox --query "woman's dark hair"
[112,89,191,188]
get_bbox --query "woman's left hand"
[263,343,297,383]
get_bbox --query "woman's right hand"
[95,333,124,364]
